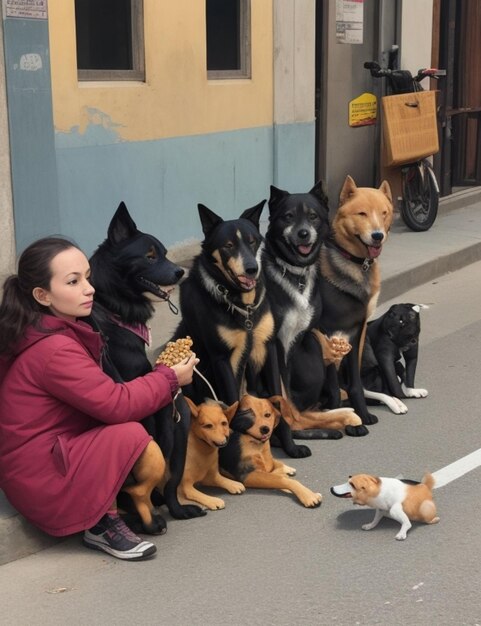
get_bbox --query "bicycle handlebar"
[364,61,445,82]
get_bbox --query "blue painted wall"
[3,17,60,253]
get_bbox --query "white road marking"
[432,448,481,488]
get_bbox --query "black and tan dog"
[319,175,394,431]
[362,303,428,414]
[87,202,205,531]
[263,182,362,438]
[173,202,310,459]
[219,395,322,507]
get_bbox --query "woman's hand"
[170,353,200,387]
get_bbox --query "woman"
[0,237,198,561]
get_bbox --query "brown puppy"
[319,175,394,431]
[331,473,439,540]
[219,395,322,508]
[178,397,245,510]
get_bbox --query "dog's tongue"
[298,244,313,256]
[367,245,382,259]
[238,276,256,290]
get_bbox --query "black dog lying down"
[87,202,206,532]
[361,303,428,414]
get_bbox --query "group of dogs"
[86,174,437,541]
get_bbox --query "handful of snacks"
[156,336,194,367]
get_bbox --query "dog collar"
[272,256,313,292]
[215,283,265,331]
[325,238,374,272]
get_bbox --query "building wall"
[44,0,316,256]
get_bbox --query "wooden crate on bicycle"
[381,90,439,167]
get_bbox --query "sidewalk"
[2,186,481,566]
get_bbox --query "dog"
[218,395,322,508]
[173,202,310,460]
[319,175,394,430]
[330,473,439,540]
[178,397,245,510]
[362,303,428,414]
[87,202,205,530]
[263,182,363,439]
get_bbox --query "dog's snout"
[245,265,258,276]
[260,425,270,435]
[298,229,309,240]
[175,268,185,280]
[371,231,384,242]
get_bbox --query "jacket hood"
[0,315,104,386]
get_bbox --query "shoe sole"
[83,537,157,561]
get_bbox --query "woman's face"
[34,247,95,321]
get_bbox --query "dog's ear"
[339,175,358,206]
[268,185,289,213]
[108,202,138,245]
[198,204,224,237]
[268,395,292,419]
[378,180,393,205]
[309,180,329,209]
[240,200,266,230]
[184,396,198,419]
[224,401,239,423]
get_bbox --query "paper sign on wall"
[349,93,377,127]
[336,0,364,44]
[3,0,48,20]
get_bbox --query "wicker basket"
[382,90,439,167]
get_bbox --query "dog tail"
[422,473,435,490]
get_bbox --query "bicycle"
[364,60,446,232]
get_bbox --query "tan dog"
[179,397,246,510]
[219,395,322,508]
[319,175,394,433]
[331,473,439,540]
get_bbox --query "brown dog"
[219,395,322,507]
[331,473,439,540]
[319,175,394,432]
[178,397,245,510]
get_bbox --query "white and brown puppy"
[330,473,439,540]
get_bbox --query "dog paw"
[345,424,369,437]
[289,443,312,458]
[403,387,428,398]
[362,523,375,531]
[302,492,323,508]
[206,497,226,510]
[171,503,207,519]
[395,532,407,541]
[390,397,408,414]
[364,412,379,425]
[226,481,246,494]
[284,464,297,476]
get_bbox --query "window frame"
[76,0,145,82]
[207,0,251,80]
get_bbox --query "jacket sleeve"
[42,337,179,424]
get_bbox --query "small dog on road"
[330,473,439,540]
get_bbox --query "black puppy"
[88,202,205,528]
[173,202,310,459]
[263,182,362,438]
[361,303,428,414]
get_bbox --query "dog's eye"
[284,212,294,222]
[249,238,256,247]
[308,211,318,221]
[146,246,157,261]
[203,423,213,430]
[221,420,228,427]
[358,211,367,217]
[264,412,271,418]
[224,242,234,250]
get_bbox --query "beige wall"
[48,0,274,142]
[400,0,434,75]
[0,18,16,281]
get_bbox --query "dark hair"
[0,236,81,355]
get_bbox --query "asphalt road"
[2,262,481,626]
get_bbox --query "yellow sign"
[349,92,377,127]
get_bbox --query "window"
[75,0,144,81]
[206,0,251,79]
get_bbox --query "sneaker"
[83,513,157,561]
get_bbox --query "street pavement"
[2,191,481,624]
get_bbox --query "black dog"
[263,182,363,439]
[361,303,428,414]
[87,202,205,528]
[173,202,310,459]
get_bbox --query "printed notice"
[4,0,48,19]
[349,93,377,127]
[336,0,363,44]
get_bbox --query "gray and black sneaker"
[83,513,157,561]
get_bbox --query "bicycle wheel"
[401,160,439,231]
